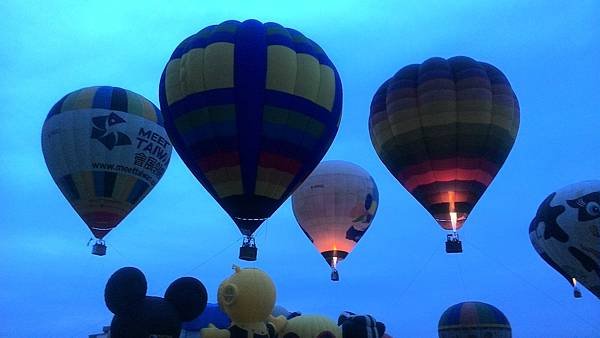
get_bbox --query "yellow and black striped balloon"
[159,20,342,236]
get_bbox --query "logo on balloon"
[346,193,377,242]
[91,113,132,150]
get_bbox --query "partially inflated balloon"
[369,56,519,251]
[292,161,378,280]
[159,19,342,260]
[42,86,171,254]
[529,180,600,298]
[182,303,230,332]
[438,301,511,338]
[281,315,341,338]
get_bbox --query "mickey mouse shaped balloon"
[105,267,208,338]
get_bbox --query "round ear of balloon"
[202,266,285,338]
[105,267,207,338]
[292,160,378,281]
[158,19,343,261]
[338,311,386,338]
[369,56,519,253]
[41,86,172,256]
[438,301,511,338]
[529,180,600,299]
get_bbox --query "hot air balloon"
[292,161,378,280]
[42,86,172,255]
[529,180,600,298]
[368,56,519,253]
[281,315,342,338]
[438,301,511,338]
[181,303,231,335]
[159,19,342,261]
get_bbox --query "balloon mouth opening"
[435,212,467,231]
[572,278,582,298]
[322,250,348,280]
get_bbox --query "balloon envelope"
[158,19,343,239]
[369,56,519,231]
[42,86,171,239]
[292,160,378,268]
[182,303,230,331]
[281,315,342,338]
[529,180,600,298]
[272,304,291,318]
[438,301,511,338]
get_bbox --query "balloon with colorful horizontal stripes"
[292,161,378,281]
[438,301,512,338]
[368,56,519,252]
[159,19,342,261]
[42,86,172,255]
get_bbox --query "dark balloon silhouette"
[369,56,519,252]
[105,267,207,338]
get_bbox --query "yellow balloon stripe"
[266,45,298,94]
[112,174,138,203]
[205,166,243,199]
[255,167,294,199]
[62,87,97,112]
[165,43,235,106]
[266,45,336,111]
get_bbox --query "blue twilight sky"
[1,1,599,337]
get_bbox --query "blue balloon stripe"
[46,94,68,120]
[110,87,128,112]
[234,19,267,210]
[93,86,113,109]
[166,89,236,119]
[261,122,318,150]
[188,137,239,158]
[167,88,338,126]
[93,171,105,197]
[265,34,296,49]
[153,104,164,126]
[332,68,343,120]
[264,90,339,128]
[259,138,312,161]
[181,122,237,145]
[127,179,149,205]
[59,174,80,201]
